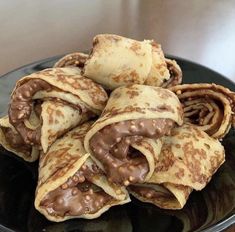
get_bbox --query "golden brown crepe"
[35,122,130,222]
[0,116,39,162]
[161,58,183,88]
[144,41,171,87]
[8,67,108,153]
[170,83,235,139]
[129,124,225,209]
[54,52,88,68]
[84,84,183,186]
[83,34,171,89]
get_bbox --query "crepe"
[84,84,183,186]
[144,44,182,87]
[8,67,108,153]
[161,58,183,88]
[54,52,88,68]
[35,121,130,222]
[83,34,171,89]
[0,116,39,162]
[170,83,235,139]
[129,124,225,209]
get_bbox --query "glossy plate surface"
[0,56,235,232]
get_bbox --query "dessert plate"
[0,55,234,232]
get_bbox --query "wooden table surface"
[0,0,235,231]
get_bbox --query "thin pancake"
[129,124,225,209]
[83,34,171,89]
[35,122,130,222]
[9,67,108,153]
[0,116,39,162]
[84,85,183,185]
[161,59,183,88]
[144,41,170,87]
[170,83,235,139]
[54,52,88,68]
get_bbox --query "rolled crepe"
[35,121,130,222]
[84,84,183,186]
[0,116,39,162]
[170,83,235,139]
[8,67,108,153]
[54,52,88,68]
[161,58,183,88]
[129,124,225,209]
[83,34,171,89]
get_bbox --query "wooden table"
[0,0,235,231]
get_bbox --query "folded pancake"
[54,52,88,68]
[84,84,183,186]
[143,41,171,87]
[145,43,177,88]
[8,67,108,153]
[83,34,171,89]
[0,116,39,162]
[170,83,235,139]
[161,58,183,88]
[35,122,130,222]
[129,124,225,209]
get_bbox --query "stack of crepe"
[0,34,232,222]
[84,84,225,210]
[1,67,108,161]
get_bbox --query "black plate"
[0,56,235,232]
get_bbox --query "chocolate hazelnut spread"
[9,79,52,145]
[41,164,112,217]
[90,118,174,185]
[162,60,182,88]
[1,127,31,155]
[34,101,42,117]
[55,53,88,68]
[129,185,174,200]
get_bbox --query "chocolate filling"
[55,53,88,68]
[129,185,174,200]
[41,164,112,217]
[90,118,174,185]
[162,61,182,88]
[1,127,31,156]
[9,79,52,145]
[8,79,90,146]
[34,100,42,117]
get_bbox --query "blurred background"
[0,0,235,82]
